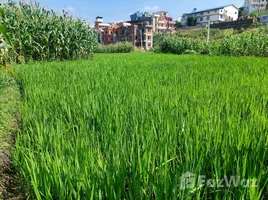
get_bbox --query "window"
[207,16,210,20]
[148,36,151,40]
[200,17,203,21]
[105,31,108,35]
[220,15,223,19]
[148,42,151,47]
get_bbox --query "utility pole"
[140,29,143,48]
[207,19,210,44]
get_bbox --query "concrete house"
[125,17,154,50]
[152,11,176,32]
[181,4,239,26]
[244,0,267,14]
[94,16,111,44]
[93,10,176,50]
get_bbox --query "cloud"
[65,6,75,13]
[144,6,159,11]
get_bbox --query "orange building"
[103,25,118,45]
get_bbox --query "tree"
[174,21,182,29]
[187,15,197,26]
[238,7,245,18]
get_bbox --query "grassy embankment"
[0,69,20,198]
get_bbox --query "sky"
[18,0,244,26]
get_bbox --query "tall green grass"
[154,28,268,57]
[14,53,268,199]
[94,42,134,53]
[0,69,20,150]
[0,1,98,63]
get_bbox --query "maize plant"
[0,0,98,63]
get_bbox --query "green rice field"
[13,53,268,199]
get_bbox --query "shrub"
[0,1,98,63]
[155,28,268,57]
[158,36,207,54]
[187,15,197,26]
[213,28,268,57]
[94,42,134,53]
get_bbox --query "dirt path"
[0,116,23,200]
[0,71,23,199]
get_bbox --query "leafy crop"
[94,42,134,53]
[0,1,98,63]
[213,28,268,56]
[14,53,268,199]
[158,36,207,54]
[154,28,268,57]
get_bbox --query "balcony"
[157,26,167,30]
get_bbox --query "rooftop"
[126,17,152,23]
[183,4,238,15]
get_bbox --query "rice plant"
[14,53,268,199]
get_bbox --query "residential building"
[102,24,119,45]
[153,11,176,32]
[181,4,239,26]
[122,17,154,50]
[260,14,268,24]
[130,11,176,33]
[244,0,267,14]
[94,10,176,50]
[94,16,109,44]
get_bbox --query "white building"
[260,14,268,24]
[181,4,239,26]
[244,0,267,14]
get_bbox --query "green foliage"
[94,42,134,53]
[154,28,268,57]
[238,7,245,18]
[13,53,268,199]
[248,10,268,17]
[157,36,207,54]
[187,15,197,26]
[176,28,236,41]
[212,28,268,56]
[174,20,182,29]
[0,1,98,63]
[0,8,11,64]
[153,33,169,47]
[0,69,20,150]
